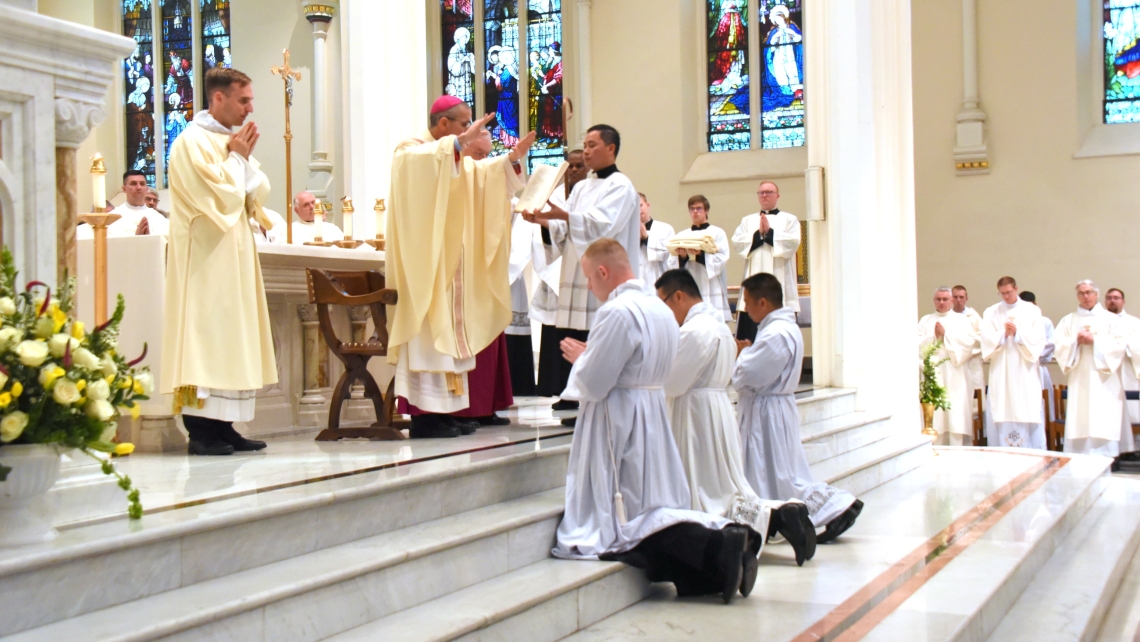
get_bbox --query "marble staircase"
[0,389,933,642]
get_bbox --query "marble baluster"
[297,303,330,426]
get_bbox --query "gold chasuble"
[387,131,524,413]
[160,115,278,412]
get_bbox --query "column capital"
[303,1,337,23]
[54,97,106,149]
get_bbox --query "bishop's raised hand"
[508,131,537,164]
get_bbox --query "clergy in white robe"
[251,207,287,244]
[732,182,801,341]
[505,207,538,396]
[952,287,987,398]
[161,68,275,455]
[77,170,171,240]
[286,191,345,244]
[918,287,978,446]
[1056,282,1128,458]
[553,239,758,604]
[734,272,863,542]
[674,195,732,322]
[980,277,1047,449]
[526,126,641,415]
[637,192,677,294]
[657,268,815,566]
[1017,291,1057,424]
[1105,288,1139,455]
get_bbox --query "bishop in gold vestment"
[161,68,276,455]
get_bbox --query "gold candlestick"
[305,201,334,247]
[333,196,362,249]
[364,198,386,251]
[77,212,121,325]
[90,154,107,213]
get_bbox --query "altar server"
[731,181,801,342]
[658,269,815,566]
[525,125,641,425]
[638,192,676,293]
[553,239,759,604]
[506,205,538,397]
[918,287,977,446]
[387,97,532,438]
[980,276,1048,449]
[1105,288,1139,458]
[1056,281,1129,458]
[161,67,275,456]
[734,272,863,542]
[674,195,731,322]
[288,191,345,244]
[952,285,986,396]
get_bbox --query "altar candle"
[341,196,354,239]
[90,153,107,213]
[313,200,325,241]
[374,198,386,238]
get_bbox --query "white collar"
[193,110,234,135]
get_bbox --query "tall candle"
[313,200,325,241]
[341,196,354,239]
[374,198,386,238]
[90,153,107,213]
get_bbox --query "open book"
[513,162,569,213]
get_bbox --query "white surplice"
[918,311,977,444]
[734,307,856,527]
[666,302,772,534]
[530,189,565,327]
[981,299,1046,449]
[289,219,345,244]
[961,306,986,393]
[553,280,729,560]
[507,211,537,336]
[1115,309,1140,453]
[79,202,170,240]
[1040,316,1057,422]
[731,210,801,313]
[676,224,732,321]
[639,219,677,294]
[544,168,641,331]
[251,207,288,244]
[1056,305,1128,457]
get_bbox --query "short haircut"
[638,192,648,202]
[935,286,952,294]
[204,67,251,104]
[1019,291,1036,303]
[952,285,967,293]
[567,148,584,158]
[587,124,621,156]
[123,169,147,183]
[429,102,470,127]
[687,194,710,211]
[147,187,158,195]
[1107,288,1125,299]
[582,237,629,266]
[996,276,1017,288]
[655,269,702,300]
[1076,279,1100,294]
[759,180,779,192]
[741,272,783,308]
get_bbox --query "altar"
[76,236,392,452]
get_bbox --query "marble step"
[0,444,571,637]
[326,559,650,642]
[795,388,857,425]
[985,477,1140,642]
[816,431,934,497]
[800,411,894,466]
[863,452,1115,642]
[1095,512,1140,642]
[5,488,569,642]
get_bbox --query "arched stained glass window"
[706,0,805,152]
[123,0,157,186]
[201,0,232,74]
[1105,0,1140,123]
[525,0,564,171]
[442,0,477,109]
[484,0,520,157]
[161,0,193,186]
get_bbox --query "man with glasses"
[730,181,801,342]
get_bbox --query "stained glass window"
[1105,0,1140,123]
[758,0,804,148]
[442,0,476,108]
[201,0,232,77]
[525,0,565,171]
[707,0,751,152]
[161,0,193,186]
[123,0,156,186]
[484,0,520,157]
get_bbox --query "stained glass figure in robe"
[162,0,194,185]
[759,1,804,148]
[485,0,520,156]
[123,0,156,185]
[707,0,751,152]
[1105,0,1140,123]
[527,0,566,172]
[442,0,476,107]
[201,0,232,73]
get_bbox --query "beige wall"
[912,0,1140,324]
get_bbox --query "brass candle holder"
[79,155,119,325]
[364,198,386,251]
[304,200,334,247]
[332,196,362,249]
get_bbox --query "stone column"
[54,97,106,284]
[297,303,329,426]
[575,0,594,145]
[304,2,338,200]
[953,0,989,175]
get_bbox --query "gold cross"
[271,49,302,107]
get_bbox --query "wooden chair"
[306,268,404,441]
[972,389,986,446]
[1046,385,1067,452]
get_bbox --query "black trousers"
[536,326,589,398]
[736,312,758,343]
[602,523,726,597]
[505,333,537,397]
[182,415,236,444]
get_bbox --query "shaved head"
[581,239,634,301]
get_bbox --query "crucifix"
[271,49,302,245]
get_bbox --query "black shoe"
[560,416,577,427]
[188,439,235,456]
[409,415,461,439]
[1112,457,1122,472]
[1121,452,1139,462]
[773,503,814,566]
[552,399,579,411]
[216,424,267,451]
[476,414,510,426]
[739,530,760,597]
[719,526,747,605]
[446,417,479,435]
[817,499,864,544]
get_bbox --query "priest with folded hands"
[918,286,978,446]
[552,239,760,604]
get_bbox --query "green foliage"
[920,340,952,411]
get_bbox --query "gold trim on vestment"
[172,386,206,414]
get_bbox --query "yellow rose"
[39,365,64,387]
[0,392,11,409]
[50,306,67,333]
[71,321,85,339]
[0,410,28,442]
[48,333,80,358]
[87,378,111,401]
[52,378,81,405]
[86,399,115,422]
[15,340,50,367]
[0,296,16,316]
[72,347,100,370]
[134,372,154,395]
[114,443,135,456]
[76,379,86,392]
[11,382,23,398]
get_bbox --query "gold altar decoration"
[78,155,119,325]
[271,49,303,246]
[364,198,386,251]
[333,196,362,249]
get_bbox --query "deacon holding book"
[387,96,534,438]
